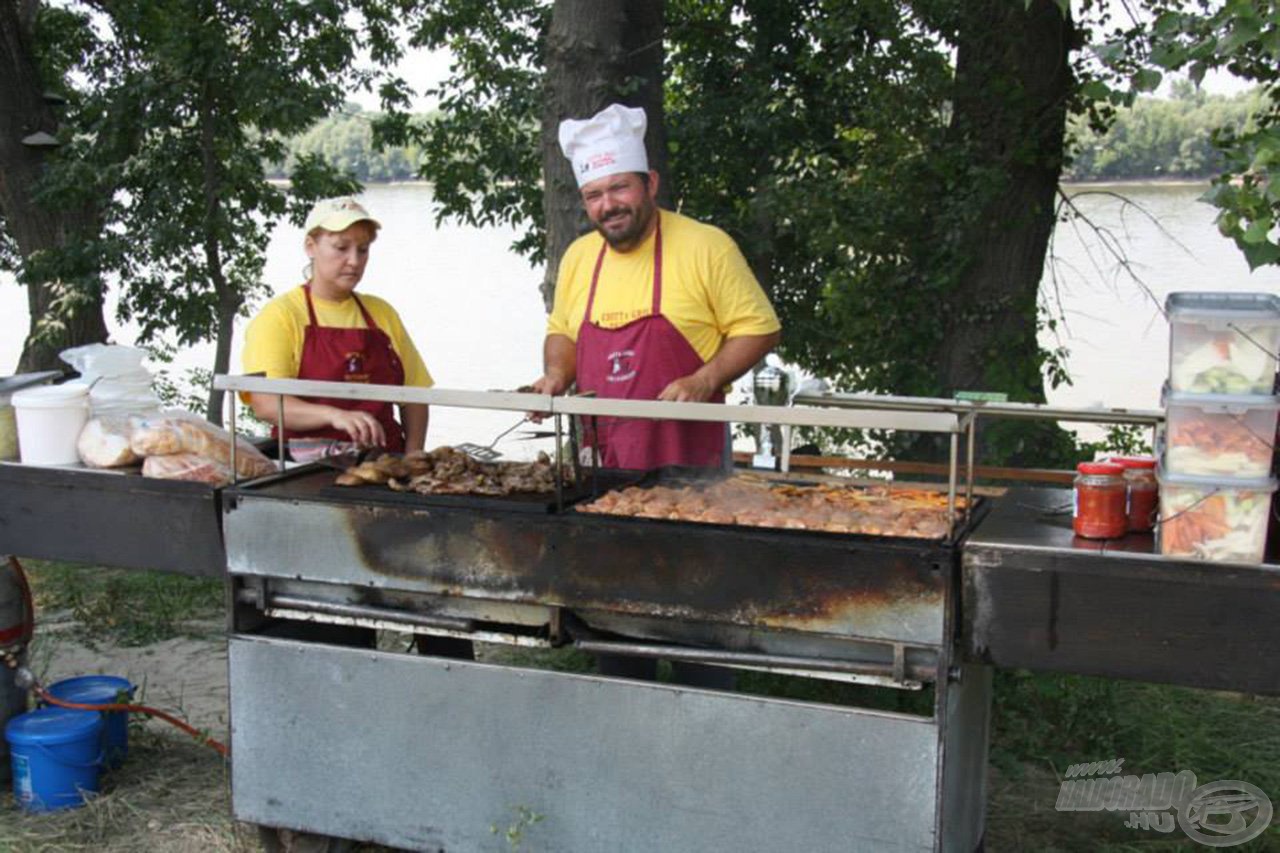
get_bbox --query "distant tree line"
[266,104,426,183]
[1064,83,1265,181]
[274,88,1266,187]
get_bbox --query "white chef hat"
[558,104,649,188]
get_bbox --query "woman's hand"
[328,408,386,447]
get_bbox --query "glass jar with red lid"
[1109,455,1159,533]
[1073,461,1128,539]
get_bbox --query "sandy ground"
[30,620,230,736]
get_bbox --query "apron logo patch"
[343,351,370,382]
[606,349,637,383]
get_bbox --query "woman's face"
[305,222,377,299]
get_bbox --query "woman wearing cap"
[242,196,430,461]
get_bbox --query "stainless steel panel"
[230,635,944,852]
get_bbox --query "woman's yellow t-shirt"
[241,286,432,402]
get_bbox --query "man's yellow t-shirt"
[547,209,780,361]
[241,286,432,401]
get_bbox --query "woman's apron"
[575,218,724,470]
[277,285,405,459]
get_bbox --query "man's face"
[580,171,658,251]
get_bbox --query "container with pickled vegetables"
[1163,387,1279,479]
[1166,292,1280,396]
[1155,466,1277,564]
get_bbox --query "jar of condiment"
[1110,455,1159,533]
[1073,461,1127,539]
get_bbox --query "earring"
[303,260,313,281]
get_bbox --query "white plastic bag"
[59,344,161,416]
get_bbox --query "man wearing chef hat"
[533,103,781,471]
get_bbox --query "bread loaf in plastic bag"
[131,412,275,479]
[77,415,141,468]
[142,453,233,486]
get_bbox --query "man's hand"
[658,372,718,403]
[531,373,571,396]
[329,408,386,446]
[527,373,570,423]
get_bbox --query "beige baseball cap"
[303,196,381,234]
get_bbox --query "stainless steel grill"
[214,376,988,852]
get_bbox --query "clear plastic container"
[0,403,16,461]
[1163,387,1279,479]
[1166,291,1280,395]
[1155,466,1277,564]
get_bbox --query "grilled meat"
[333,446,563,496]
[577,476,965,539]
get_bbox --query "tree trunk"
[0,0,110,374]
[933,0,1077,464]
[198,81,236,425]
[937,0,1072,398]
[540,0,666,311]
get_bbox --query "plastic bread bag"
[59,343,161,416]
[77,415,144,468]
[142,452,233,486]
[130,411,276,479]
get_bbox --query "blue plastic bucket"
[5,706,104,812]
[45,675,135,769]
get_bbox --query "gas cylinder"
[0,555,33,784]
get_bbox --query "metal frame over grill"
[215,375,989,852]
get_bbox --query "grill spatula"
[455,416,528,462]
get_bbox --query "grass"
[988,670,1280,851]
[8,564,1279,851]
[0,728,251,853]
[23,559,224,647]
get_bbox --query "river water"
[1,182,1276,451]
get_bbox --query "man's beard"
[595,199,656,250]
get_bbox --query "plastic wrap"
[58,344,161,416]
[141,453,233,486]
[130,412,275,479]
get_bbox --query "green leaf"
[1092,41,1125,65]
[1240,239,1280,270]
[1131,69,1163,93]
[1242,217,1273,244]
[1080,80,1112,101]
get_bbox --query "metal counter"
[0,462,225,577]
[962,487,1280,695]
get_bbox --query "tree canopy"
[2,0,1272,457]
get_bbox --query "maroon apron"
[576,216,724,469]
[276,285,406,452]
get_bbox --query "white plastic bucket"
[11,384,90,466]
